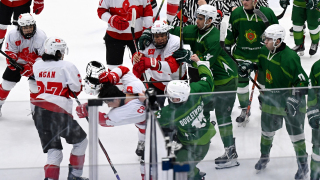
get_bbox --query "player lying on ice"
[76,64,147,179]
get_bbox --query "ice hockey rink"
[0,0,320,179]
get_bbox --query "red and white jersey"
[111,66,146,94]
[102,66,146,126]
[97,0,153,40]
[32,60,82,117]
[5,28,47,65]
[139,34,186,91]
[1,0,31,7]
[167,0,179,22]
[103,100,146,126]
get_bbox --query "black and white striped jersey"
[170,0,269,28]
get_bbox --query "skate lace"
[137,141,145,150]
[311,43,318,50]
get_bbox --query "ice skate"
[68,164,89,180]
[236,107,250,127]
[295,162,309,180]
[136,141,145,157]
[255,154,270,173]
[292,36,305,56]
[199,171,206,180]
[215,143,240,169]
[289,24,306,36]
[309,43,318,57]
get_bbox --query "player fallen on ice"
[239,24,309,179]
[76,64,147,179]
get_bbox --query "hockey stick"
[219,22,263,91]
[276,7,287,20]
[245,70,258,123]
[154,0,165,22]
[0,50,24,70]
[178,0,184,79]
[253,9,269,28]
[70,90,121,180]
[131,8,148,85]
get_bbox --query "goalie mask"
[151,20,173,49]
[261,24,285,53]
[18,13,36,39]
[84,61,106,95]
[44,36,68,57]
[165,80,190,103]
[196,5,217,30]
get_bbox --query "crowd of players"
[1,0,320,180]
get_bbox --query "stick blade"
[253,9,270,27]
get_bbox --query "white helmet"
[262,24,286,52]
[18,13,36,39]
[196,5,217,22]
[151,20,173,49]
[84,77,102,96]
[44,36,68,56]
[165,80,190,103]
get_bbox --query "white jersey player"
[32,36,89,180]
[132,20,186,107]
[0,13,46,116]
[77,65,147,179]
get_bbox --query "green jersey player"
[169,5,240,169]
[239,24,309,179]
[156,58,215,180]
[307,60,320,180]
[225,0,278,123]
[291,0,319,57]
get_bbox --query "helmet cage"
[151,20,173,49]
[84,77,102,96]
[18,13,37,39]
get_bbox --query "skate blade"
[297,52,304,56]
[238,117,249,127]
[215,161,240,170]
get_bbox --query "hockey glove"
[285,95,301,117]
[20,63,33,77]
[279,0,290,9]
[306,0,319,10]
[108,15,129,31]
[33,0,44,14]
[99,112,113,127]
[141,57,160,70]
[307,107,320,129]
[6,52,18,71]
[76,103,88,118]
[172,49,193,64]
[133,60,146,78]
[99,71,120,84]
[138,29,152,50]
[238,61,255,78]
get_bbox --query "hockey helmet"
[196,5,218,23]
[44,36,68,56]
[165,80,190,103]
[151,20,173,49]
[18,13,37,39]
[262,24,286,52]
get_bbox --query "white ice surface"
[0,0,319,179]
